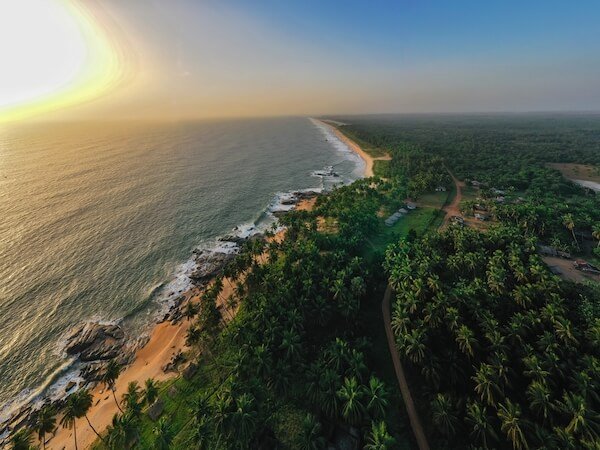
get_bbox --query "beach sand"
[45,200,315,450]
[316,120,390,177]
[44,125,370,449]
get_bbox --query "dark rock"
[190,250,237,284]
[65,381,77,392]
[64,322,125,362]
[147,399,164,421]
[80,361,108,382]
[183,362,198,380]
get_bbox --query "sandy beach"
[316,119,390,177]
[44,126,370,449]
[45,201,313,450]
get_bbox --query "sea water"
[0,116,363,423]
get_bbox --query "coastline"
[315,119,385,177]
[36,123,370,449]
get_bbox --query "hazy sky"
[2,0,600,121]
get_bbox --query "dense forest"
[385,227,600,449]
[342,114,600,449]
[10,114,600,450]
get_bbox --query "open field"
[547,163,600,182]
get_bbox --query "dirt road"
[382,286,430,450]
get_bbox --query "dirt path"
[379,168,466,449]
[442,169,464,225]
[382,286,430,450]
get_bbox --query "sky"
[1,0,600,122]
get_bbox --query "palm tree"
[122,381,142,416]
[296,413,326,450]
[60,390,95,450]
[33,404,56,450]
[75,389,106,444]
[144,378,159,406]
[102,360,124,413]
[497,400,528,450]
[231,393,258,445]
[455,324,477,357]
[280,328,302,361]
[562,213,579,250]
[190,415,213,450]
[431,393,459,437]
[105,412,139,449]
[466,401,498,448]
[526,381,552,421]
[472,363,501,406]
[153,417,174,450]
[556,392,600,442]
[364,421,396,450]
[365,376,388,419]
[9,429,34,450]
[337,377,365,425]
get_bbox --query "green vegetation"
[344,114,600,449]
[385,227,600,448]
[12,114,600,450]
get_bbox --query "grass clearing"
[373,159,391,178]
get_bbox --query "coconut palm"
[230,393,258,445]
[76,389,106,444]
[526,381,552,421]
[296,413,325,450]
[9,429,34,450]
[144,378,159,406]
[466,401,498,448]
[562,213,578,249]
[33,404,56,450]
[556,392,600,441]
[106,412,139,449]
[473,363,501,406]
[102,360,124,413]
[60,389,96,450]
[122,381,142,416]
[431,393,459,437]
[455,324,477,357]
[365,376,388,419]
[337,377,365,425]
[364,421,396,450]
[153,417,174,450]
[497,400,528,450]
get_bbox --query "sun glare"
[0,0,122,123]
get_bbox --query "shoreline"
[42,123,371,449]
[43,202,313,450]
[6,120,370,450]
[315,119,383,177]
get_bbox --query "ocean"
[0,117,363,424]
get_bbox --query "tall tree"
[102,360,124,413]
[337,377,365,425]
[364,421,396,450]
[153,417,174,450]
[33,404,56,450]
[144,378,159,406]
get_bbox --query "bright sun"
[0,0,122,122]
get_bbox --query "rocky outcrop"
[190,250,237,284]
[64,322,125,362]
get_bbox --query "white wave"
[309,118,366,179]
